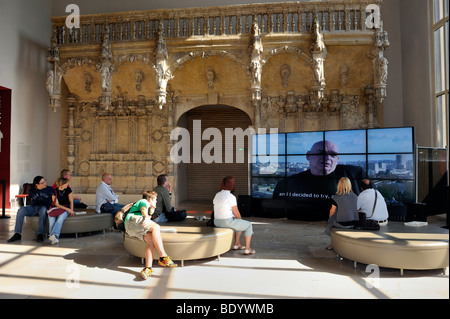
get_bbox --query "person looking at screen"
[325,177,359,250]
[357,179,389,226]
[272,140,364,218]
[213,176,255,255]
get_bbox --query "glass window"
[434,27,445,93]
[446,20,449,91]
[432,0,449,148]
[434,0,445,23]
[436,94,448,147]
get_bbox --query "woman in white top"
[213,176,255,255]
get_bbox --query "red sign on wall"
[0,86,11,210]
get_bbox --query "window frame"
[431,0,449,149]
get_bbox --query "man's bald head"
[306,140,340,176]
[102,173,113,185]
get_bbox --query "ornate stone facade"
[47,0,388,197]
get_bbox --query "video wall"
[251,127,415,209]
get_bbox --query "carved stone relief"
[49,1,388,195]
[280,64,291,88]
[135,69,144,92]
[206,68,215,90]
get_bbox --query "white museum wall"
[397,0,434,147]
[0,0,57,197]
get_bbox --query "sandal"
[233,245,245,250]
[244,249,256,255]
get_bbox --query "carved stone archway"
[173,105,253,205]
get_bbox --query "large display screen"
[251,127,415,217]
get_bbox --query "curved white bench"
[123,220,234,266]
[30,211,114,237]
[330,222,449,275]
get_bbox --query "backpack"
[165,207,187,222]
[206,211,215,227]
[114,202,136,232]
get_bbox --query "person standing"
[8,176,54,243]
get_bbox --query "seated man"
[8,175,54,243]
[357,179,389,226]
[95,173,124,214]
[153,174,186,223]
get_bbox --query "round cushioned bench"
[30,211,113,238]
[330,221,449,275]
[123,219,234,267]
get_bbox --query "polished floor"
[0,202,448,300]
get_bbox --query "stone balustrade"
[51,0,382,45]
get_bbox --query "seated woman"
[124,190,177,280]
[52,169,87,208]
[48,177,75,244]
[325,177,359,250]
[213,176,255,255]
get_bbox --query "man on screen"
[272,140,365,218]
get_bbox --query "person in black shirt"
[8,176,54,243]
[48,177,75,244]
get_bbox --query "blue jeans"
[153,212,168,223]
[15,205,47,235]
[49,211,69,238]
[100,203,124,215]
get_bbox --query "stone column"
[66,94,78,172]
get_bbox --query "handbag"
[165,207,187,222]
[101,202,116,214]
[207,211,215,227]
[354,189,380,231]
[47,189,68,217]
[114,202,136,232]
[47,206,67,217]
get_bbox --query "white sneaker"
[49,234,59,244]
